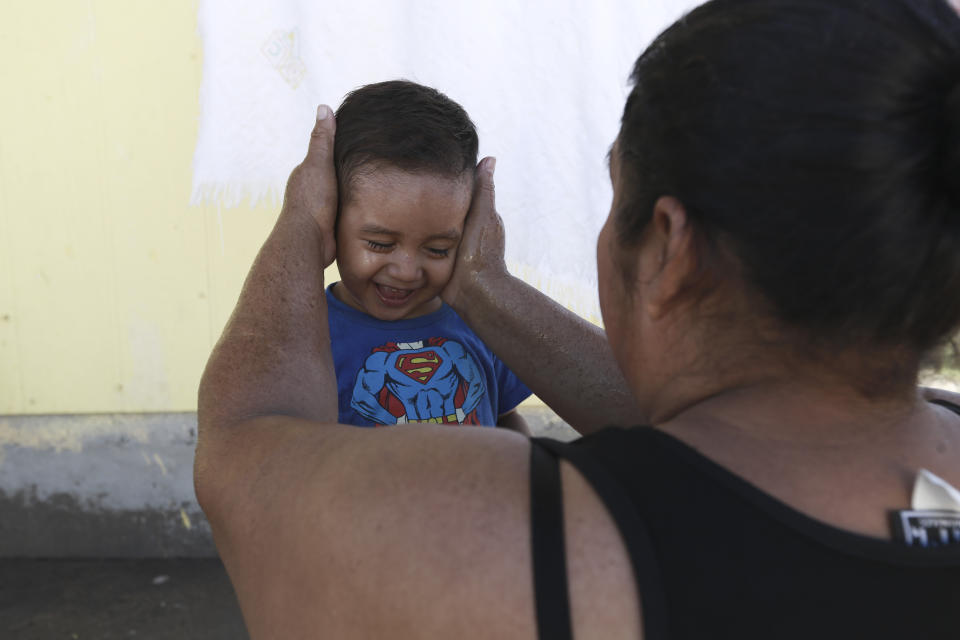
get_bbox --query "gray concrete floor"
[1,558,248,639]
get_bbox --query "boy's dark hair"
[334,80,479,202]
[615,0,960,357]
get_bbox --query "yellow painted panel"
[0,1,209,413]
[0,151,22,413]
[1,2,121,412]
[202,199,342,343]
[88,1,210,411]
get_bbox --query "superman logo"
[395,351,442,384]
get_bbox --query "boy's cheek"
[436,256,458,287]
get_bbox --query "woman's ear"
[634,196,698,320]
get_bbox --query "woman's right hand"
[281,104,339,268]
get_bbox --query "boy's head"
[332,80,479,321]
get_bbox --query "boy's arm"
[497,409,531,435]
[442,162,643,436]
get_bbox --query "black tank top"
[529,400,960,639]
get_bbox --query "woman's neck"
[659,376,923,446]
[643,329,925,439]
[652,372,960,540]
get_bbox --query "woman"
[195,0,960,637]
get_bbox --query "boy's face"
[334,166,472,321]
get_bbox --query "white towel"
[191,0,705,319]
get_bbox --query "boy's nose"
[387,252,423,282]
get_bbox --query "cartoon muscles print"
[350,338,486,425]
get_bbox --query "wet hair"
[615,0,960,356]
[333,80,478,203]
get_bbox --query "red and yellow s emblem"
[395,351,442,384]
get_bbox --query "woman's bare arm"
[442,163,642,435]
[196,107,340,437]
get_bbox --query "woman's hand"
[281,104,339,267]
[442,157,509,310]
[435,155,641,433]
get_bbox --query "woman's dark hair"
[334,80,478,202]
[616,0,960,355]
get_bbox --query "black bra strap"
[930,398,960,416]
[535,437,669,640]
[530,441,574,640]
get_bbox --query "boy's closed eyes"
[332,167,471,321]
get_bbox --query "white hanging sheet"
[191,0,705,319]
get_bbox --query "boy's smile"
[333,166,472,321]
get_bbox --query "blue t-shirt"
[326,285,531,427]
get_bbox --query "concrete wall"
[0,409,577,557]
[1,413,209,556]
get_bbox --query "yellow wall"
[0,1,297,414]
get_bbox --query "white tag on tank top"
[912,469,960,511]
[890,469,960,547]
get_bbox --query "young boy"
[328,80,530,431]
